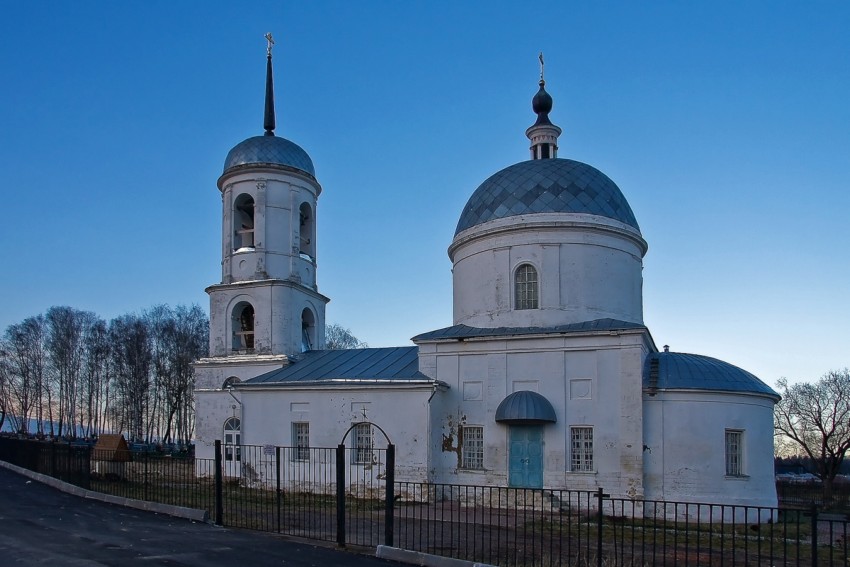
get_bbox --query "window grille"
[725,430,743,476]
[353,423,373,464]
[292,422,310,461]
[515,264,539,310]
[570,427,593,472]
[461,426,484,470]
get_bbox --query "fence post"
[596,487,606,567]
[336,444,346,547]
[50,441,57,478]
[810,504,818,567]
[385,443,395,547]
[276,446,281,534]
[214,440,223,526]
[144,450,149,501]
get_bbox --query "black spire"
[263,33,276,136]
[525,53,561,160]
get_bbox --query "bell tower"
[196,34,328,391]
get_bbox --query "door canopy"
[495,390,557,424]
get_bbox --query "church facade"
[194,46,779,509]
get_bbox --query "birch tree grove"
[0,304,208,444]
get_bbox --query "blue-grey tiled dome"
[644,352,779,398]
[223,135,315,178]
[455,158,639,235]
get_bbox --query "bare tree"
[45,306,94,438]
[0,345,11,431]
[81,317,110,437]
[109,315,152,442]
[325,323,368,350]
[3,316,47,434]
[774,369,850,502]
[146,304,207,446]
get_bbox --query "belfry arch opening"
[299,202,315,261]
[232,302,255,352]
[301,308,315,352]
[233,194,255,250]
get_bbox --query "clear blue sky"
[1,2,848,386]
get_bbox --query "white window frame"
[353,423,374,464]
[725,429,744,477]
[570,426,593,472]
[224,417,241,462]
[461,425,484,470]
[515,264,539,310]
[292,422,310,461]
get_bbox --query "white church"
[194,44,779,508]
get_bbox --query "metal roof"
[223,135,315,178]
[244,347,429,384]
[455,158,639,235]
[643,352,779,398]
[495,390,557,424]
[412,319,646,342]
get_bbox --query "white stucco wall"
[418,331,650,498]
[193,356,288,461]
[643,390,778,508]
[235,384,437,483]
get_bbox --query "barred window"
[292,422,309,461]
[224,417,241,462]
[461,426,484,470]
[725,430,744,476]
[515,264,539,310]
[570,427,593,472]
[353,423,374,464]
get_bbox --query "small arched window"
[301,308,316,353]
[233,194,255,250]
[222,376,241,389]
[515,264,539,310]
[299,202,315,261]
[232,302,255,352]
[223,417,241,462]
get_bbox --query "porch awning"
[495,390,557,424]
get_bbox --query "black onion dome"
[223,135,315,178]
[531,80,553,125]
[455,158,640,235]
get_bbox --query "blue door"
[509,425,544,488]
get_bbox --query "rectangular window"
[570,427,593,472]
[353,423,374,464]
[461,426,484,470]
[292,422,310,461]
[725,430,744,476]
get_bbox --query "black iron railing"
[2,436,848,566]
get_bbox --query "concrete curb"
[376,545,496,567]
[0,460,209,523]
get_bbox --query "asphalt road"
[0,467,399,566]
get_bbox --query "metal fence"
[392,484,849,566]
[2,436,848,566]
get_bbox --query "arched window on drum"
[514,263,539,310]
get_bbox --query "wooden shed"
[92,434,132,478]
